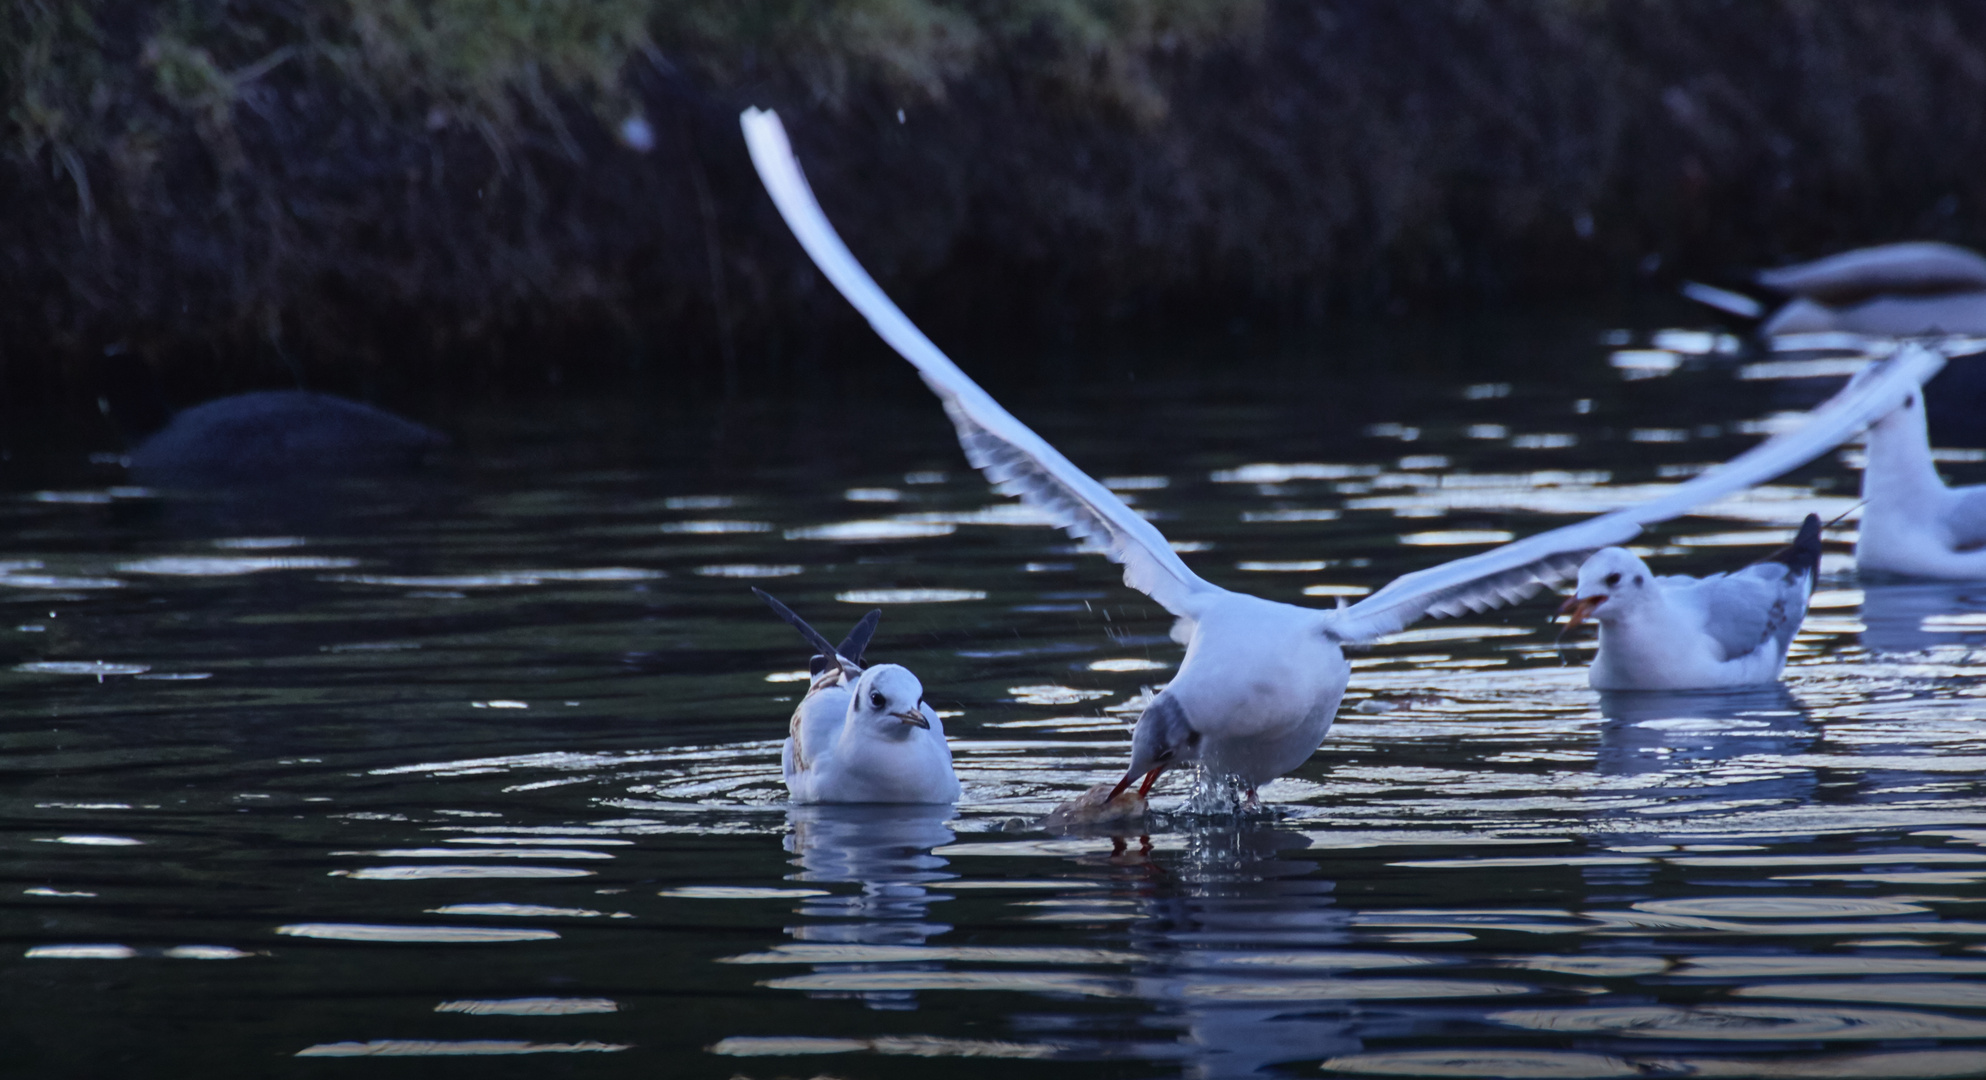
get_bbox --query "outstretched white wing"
[742,108,1222,618]
[1328,342,1943,642]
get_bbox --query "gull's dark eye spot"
[869,690,886,709]
[1603,572,1621,588]
[1633,575,1644,586]
[1908,394,1918,408]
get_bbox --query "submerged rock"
[130,390,448,483]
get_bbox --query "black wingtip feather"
[837,609,882,666]
[1761,514,1824,580]
[751,587,842,661]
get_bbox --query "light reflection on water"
[5,327,1986,1076]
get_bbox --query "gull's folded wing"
[742,108,1220,618]
[1693,569,1800,663]
[1328,342,1943,642]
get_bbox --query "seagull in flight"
[754,589,959,804]
[740,108,1942,804]
[1857,382,1986,579]
[1558,514,1822,689]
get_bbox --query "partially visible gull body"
[1754,243,1986,339]
[1682,243,1986,447]
[742,108,1942,805]
[1560,515,1821,690]
[755,589,959,805]
[1856,388,1986,579]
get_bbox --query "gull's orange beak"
[893,709,930,729]
[1557,594,1605,633]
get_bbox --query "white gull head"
[845,664,935,738]
[1562,547,1655,628]
[1868,386,1926,439]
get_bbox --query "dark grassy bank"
[4,0,1985,402]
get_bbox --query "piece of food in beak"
[1558,594,1606,633]
[1044,781,1149,828]
[893,709,930,729]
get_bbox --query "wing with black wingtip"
[741,108,1224,622]
[1327,344,1941,643]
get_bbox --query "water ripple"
[1491,1003,1986,1040]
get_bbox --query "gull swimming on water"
[741,108,1941,804]
[1684,243,1986,337]
[1558,514,1822,690]
[755,588,959,804]
[1856,383,1986,579]
[1758,243,1986,339]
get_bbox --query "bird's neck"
[838,714,910,749]
[1863,412,1945,507]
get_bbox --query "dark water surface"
[7,318,1986,1078]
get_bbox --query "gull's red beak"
[1108,767,1164,802]
[1558,594,1605,633]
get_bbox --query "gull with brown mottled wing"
[755,589,958,805]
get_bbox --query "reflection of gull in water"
[1588,687,1816,886]
[755,589,959,805]
[1558,516,1821,690]
[742,106,1941,805]
[1595,686,1815,780]
[1859,581,1986,653]
[783,804,956,1008]
[1128,828,1366,1079]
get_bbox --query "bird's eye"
[1633,575,1644,586]
[1603,572,1621,588]
[869,690,886,708]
